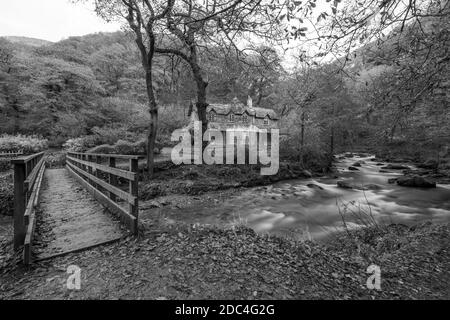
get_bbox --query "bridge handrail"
[67,151,143,160]
[12,152,46,260]
[65,152,139,235]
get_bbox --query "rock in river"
[396,176,436,188]
[363,184,383,191]
[417,159,439,170]
[337,181,353,189]
[307,183,324,190]
[348,166,359,171]
[381,164,410,170]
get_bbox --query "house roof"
[207,98,279,120]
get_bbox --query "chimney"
[247,95,253,108]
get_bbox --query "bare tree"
[154,0,296,137]
[92,0,175,176]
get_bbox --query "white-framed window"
[229,114,235,122]
[209,112,216,122]
[264,117,269,125]
[243,114,248,123]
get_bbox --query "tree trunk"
[190,52,209,148]
[145,68,158,178]
[329,126,335,170]
[299,111,305,165]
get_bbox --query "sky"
[0,0,121,42]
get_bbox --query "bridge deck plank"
[33,168,128,260]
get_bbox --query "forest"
[0,0,448,167]
[0,0,449,300]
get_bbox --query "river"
[155,154,450,240]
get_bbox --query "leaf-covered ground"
[0,220,448,300]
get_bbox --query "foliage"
[45,151,66,168]
[63,135,101,152]
[0,134,48,154]
[0,173,13,216]
[0,159,11,172]
[91,126,139,145]
[85,139,147,155]
[114,140,135,155]
[87,144,116,154]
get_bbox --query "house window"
[264,117,269,125]
[243,115,248,123]
[229,114,235,122]
[209,112,216,122]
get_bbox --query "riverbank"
[0,220,448,299]
[139,161,322,200]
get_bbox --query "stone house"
[188,96,279,142]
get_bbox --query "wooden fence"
[65,152,139,235]
[11,152,46,264]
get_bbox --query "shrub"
[91,126,138,145]
[0,134,48,154]
[132,139,147,155]
[114,140,135,155]
[48,136,67,149]
[63,126,142,152]
[0,173,13,216]
[63,135,101,152]
[0,159,11,172]
[45,152,66,168]
[87,144,116,154]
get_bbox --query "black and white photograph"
[0,0,449,306]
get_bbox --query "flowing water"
[156,154,450,240]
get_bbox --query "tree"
[154,0,296,139]
[92,0,175,176]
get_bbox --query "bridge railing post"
[13,161,26,250]
[87,155,93,186]
[129,158,139,232]
[108,157,117,202]
[95,156,101,191]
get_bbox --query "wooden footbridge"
[12,152,141,264]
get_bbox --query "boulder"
[337,181,353,189]
[307,183,324,190]
[396,176,436,188]
[352,162,362,167]
[344,152,354,157]
[363,184,383,191]
[352,184,382,191]
[417,159,438,170]
[355,153,370,157]
[390,158,409,163]
[388,178,398,184]
[381,164,410,170]
[348,166,359,171]
[376,163,385,166]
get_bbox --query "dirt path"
[33,168,127,260]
